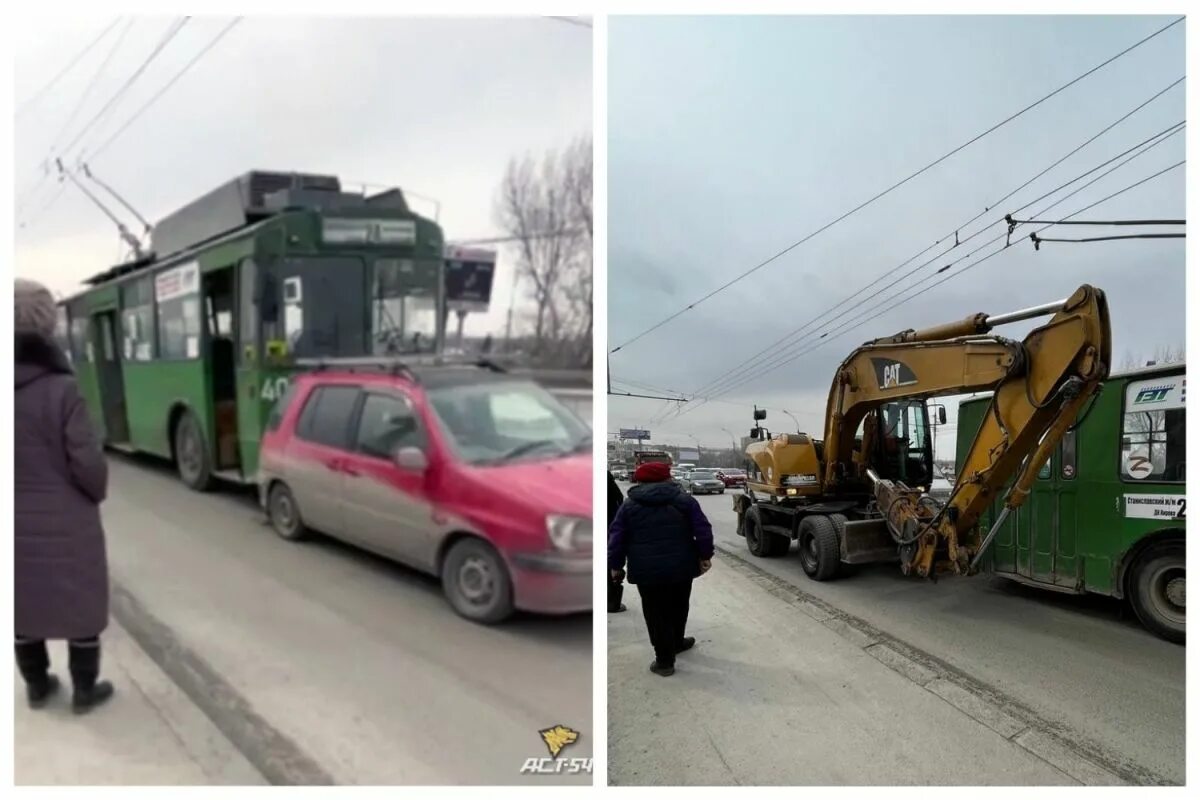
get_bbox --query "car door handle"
[342,464,361,477]
[324,458,342,472]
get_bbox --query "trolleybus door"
[91,310,130,444]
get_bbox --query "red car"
[717,468,747,488]
[257,363,592,624]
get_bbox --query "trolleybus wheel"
[1128,541,1185,644]
[174,410,213,492]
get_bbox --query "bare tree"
[1120,344,1186,370]
[495,135,592,367]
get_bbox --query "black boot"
[15,638,60,709]
[69,638,114,714]
[676,636,696,653]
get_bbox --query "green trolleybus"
[56,171,446,491]
[956,363,1185,642]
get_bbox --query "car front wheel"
[441,538,515,624]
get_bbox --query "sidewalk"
[607,558,1080,786]
[14,617,265,786]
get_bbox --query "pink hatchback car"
[257,362,592,623]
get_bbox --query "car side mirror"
[393,446,428,472]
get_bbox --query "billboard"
[678,448,700,463]
[619,428,650,440]
[444,246,497,313]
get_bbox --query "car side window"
[355,392,424,459]
[296,385,361,449]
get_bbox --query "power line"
[547,16,592,30]
[687,119,1185,405]
[665,150,1185,423]
[49,18,137,155]
[15,17,123,119]
[60,17,190,160]
[681,143,1186,418]
[89,17,242,161]
[684,78,1184,403]
[609,15,1185,355]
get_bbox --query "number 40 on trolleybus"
[956,363,1185,643]
[54,170,446,491]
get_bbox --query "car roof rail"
[293,353,513,382]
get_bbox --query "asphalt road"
[102,456,593,786]
[617,483,1184,785]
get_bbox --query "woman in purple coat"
[14,278,114,713]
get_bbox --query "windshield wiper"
[571,433,593,453]
[498,439,561,462]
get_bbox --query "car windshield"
[691,470,717,479]
[427,380,590,465]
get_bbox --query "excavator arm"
[824,284,1110,577]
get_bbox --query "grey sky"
[14,15,592,336]
[608,15,1185,458]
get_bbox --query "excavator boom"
[823,284,1110,577]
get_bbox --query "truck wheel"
[174,410,213,492]
[798,515,841,580]
[1128,542,1185,644]
[745,507,789,557]
[441,538,515,624]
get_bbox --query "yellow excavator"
[732,283,1111,580]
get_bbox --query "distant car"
[717,468,746,488]
[928,467,954,503]
[258,364,592,624]
[682,469,725,495]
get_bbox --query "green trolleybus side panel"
[956,365,1185,598]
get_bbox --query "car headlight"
[547,515,592,552]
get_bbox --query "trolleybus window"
[1121,375,1185,483]
[54,306,71,361]
[373,258,439,355]
[69,313,90,363]
[156,262,202,360]
[121,278,156,361]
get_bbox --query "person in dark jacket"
[14,278,114,713]
[608,461,714,676]
[607,471,627,613]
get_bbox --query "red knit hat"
[633,461,671,483]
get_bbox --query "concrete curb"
[714,544,1174,786]
[110,579,336,786]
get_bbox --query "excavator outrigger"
[732,284,1111,580]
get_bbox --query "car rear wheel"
[1128,541,1185,644]
[267,482,309,542]
[441,538,515,624]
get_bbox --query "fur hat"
[14,278,58,338]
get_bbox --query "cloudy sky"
[608,15,1185,459]
[14,15,592,336]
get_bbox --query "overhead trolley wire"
[89,17,243,162]
[682,78,1185,403]
[49,18,138,156]
[15,17,123,119]
[608,15,1185,355]
[60,16,190,161]
[664,139,1185,422]
[684,118,1186,406]
[676,135,1186,418]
